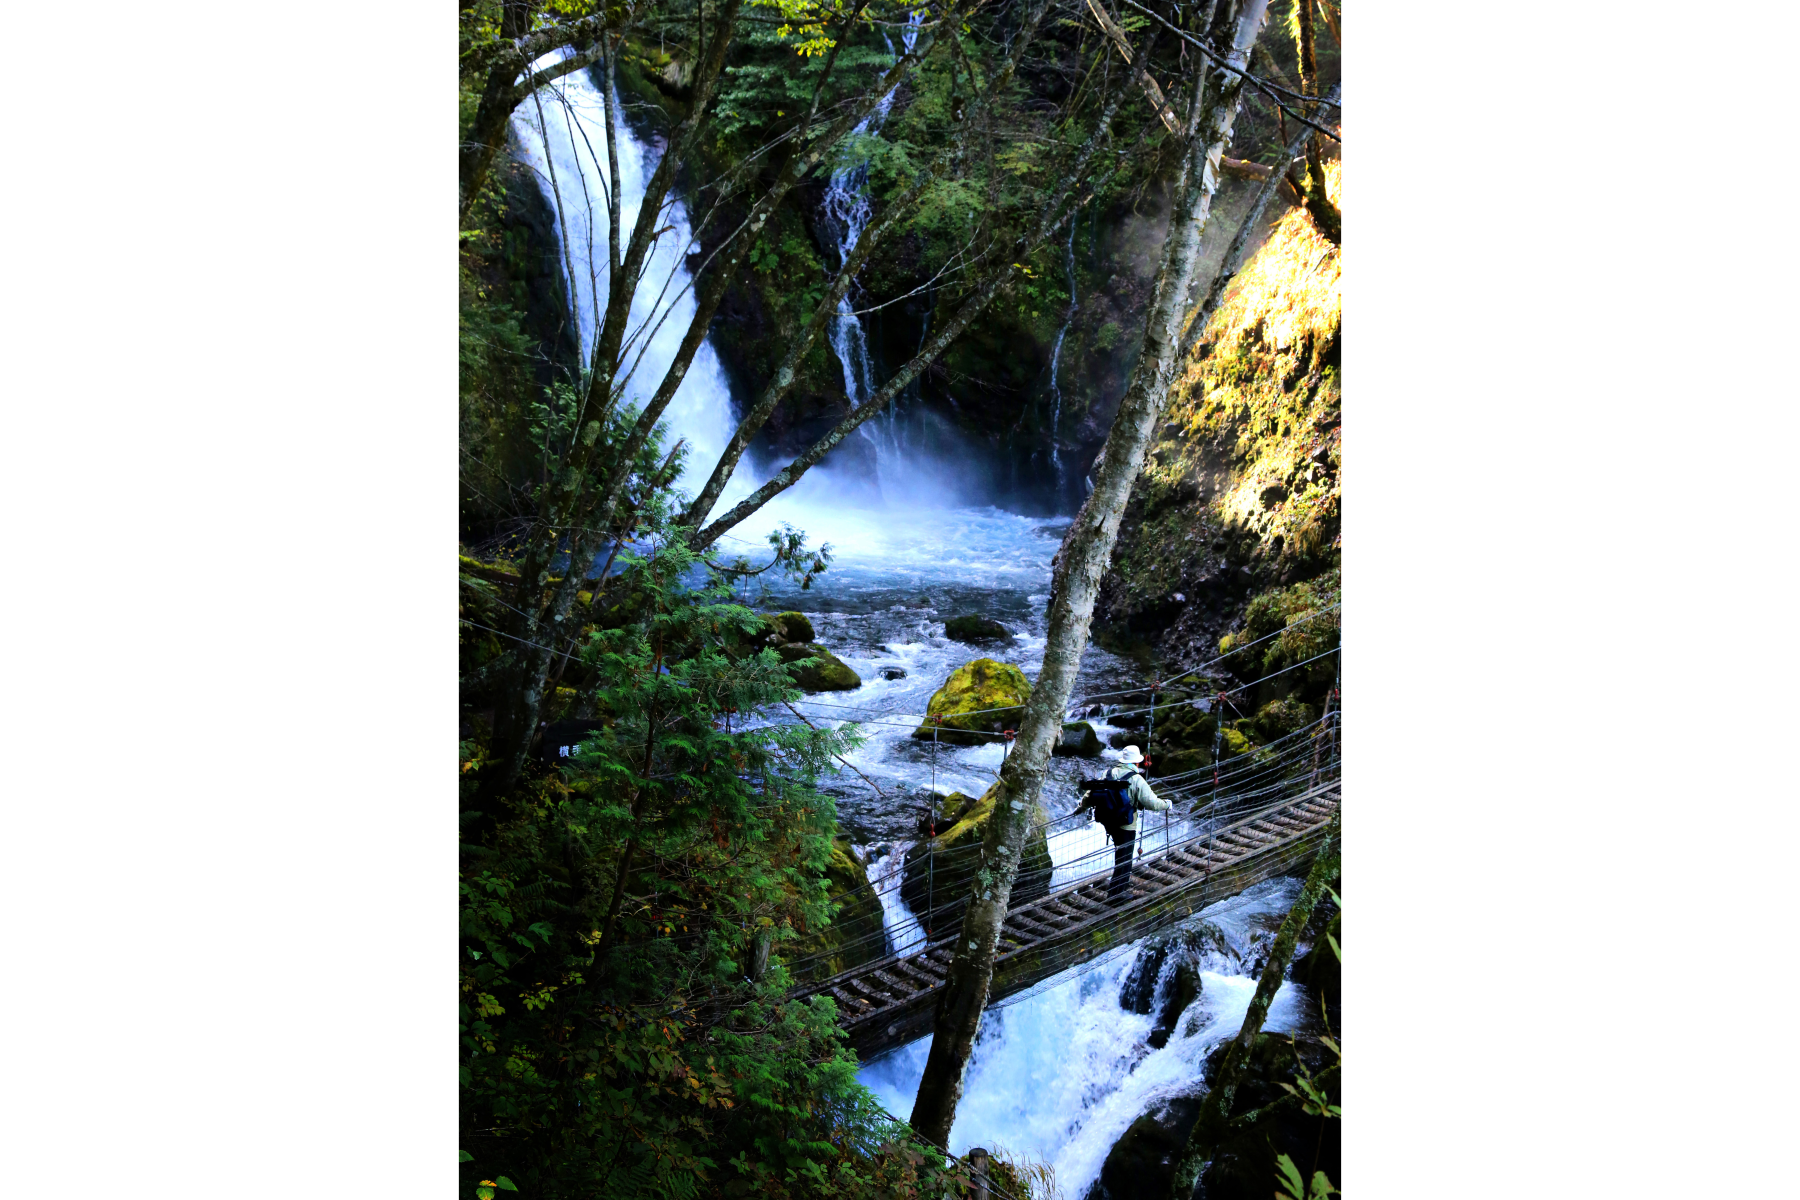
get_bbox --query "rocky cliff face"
[1096,164,1342,665]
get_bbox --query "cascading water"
[818,13,923,495]
[858,877,1311,1199]
[1044,221,1079,494]
[509,49,738,487]
[510,51,1264,1198]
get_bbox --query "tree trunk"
[1179,83,1339,358]
[1290,0,1340,245]
[906,0,1272,1148]
[1167,812,1340,1199]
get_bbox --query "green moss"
[776,642,862,692]
[910,658,1032,747]
[764,611,815,644]
[1250,696,1314,742]
[901,780,1053,918]
[784,837,887,977]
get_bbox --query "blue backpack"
[1079,772,1138,828]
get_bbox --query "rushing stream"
[512,57,1308,1199]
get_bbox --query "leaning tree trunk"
[907,0,1273,1148]
[1167,811,1340,1199]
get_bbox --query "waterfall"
[1044,220,1079,494]
[508,49,740,494]
[818,13,923,492]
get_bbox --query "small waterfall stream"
[818,12,924,493]
[1044,220,1079,493]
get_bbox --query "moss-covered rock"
[918,790,982,834]
[775,642,862,692]
[1145,700,1217,777]
[764,610,815,644]
[909,658,1032,747]
[900,780,1052,928]
[943,613,1014,643]
[1250,696,1314,743]
[785,838,887,978]
[1053,720,1104,757]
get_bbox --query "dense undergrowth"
[461,529,1021,1198]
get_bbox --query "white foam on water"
[857,878,1307,1200]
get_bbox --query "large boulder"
[1053,720,1104,757]
[900,780,1052,929]
[785,838,887,978]
[910,658,1032,747]
[1191,1032,1340,1199]
[943,613,1015,643]
[764,610,815,644]
[1092,1032,1338,1200]
[776,642,862,691]
[1118,921,1229,1049]
[1089,1096,1204,1200]
[1145,699,1217,777]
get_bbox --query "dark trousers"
[1107,824,1138,899]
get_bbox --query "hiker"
[1076,745,1170,903]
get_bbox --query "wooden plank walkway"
[792,783,1340,1060]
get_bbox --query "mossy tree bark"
[1288,0,1339,244]
[1167,811,1339,1199]
[906,0,1273,1148]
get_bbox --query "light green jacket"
[1106,763,1169,832]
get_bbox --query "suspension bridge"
[783,679,1342,1060]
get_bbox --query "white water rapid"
[859,878,1311,1199]
[510,56,1281,1200]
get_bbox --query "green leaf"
[496,1178,518,1191]
[1309,1169,1338,1198]
[1275,1153,1305,1198]
[459,1150,474,1163]
[1325,931,1340,960]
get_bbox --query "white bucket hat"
[1118,744,1144,764]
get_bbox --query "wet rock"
[1294,898,1340,1029]
[1119,922,1226,1046]
[1089,1096,1202,1200]
[764,610,816,644]
[879,666,907,680]
[1053,720,1104,757]
[943,613,1014,643]
[901,781,1052,924]
[1146,701,1217,777]
[1149,963,1201,1050]
[1193,1033,1340,1200]
[776,642,862,692]
[910,658,1031,747]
